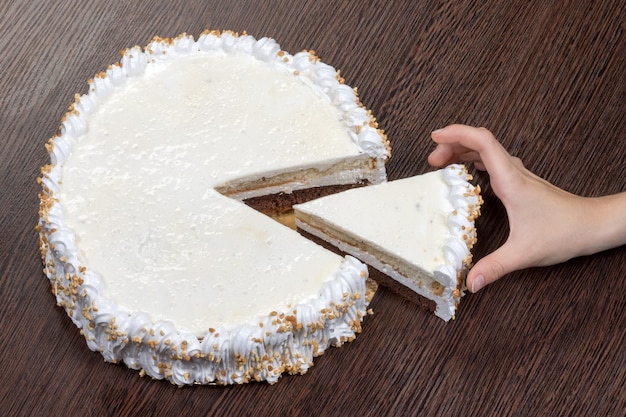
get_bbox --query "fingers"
[430,125,514,175]
[429,125,537,292]
[428,144,484,167]
[466,258,505,293]
[427,143,455,167]
[466,244,519,292]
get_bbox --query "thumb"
[466,244,519,292]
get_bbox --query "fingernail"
[471,274,485,292]
[431,128,444,135]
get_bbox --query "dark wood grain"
[1,0,625,416]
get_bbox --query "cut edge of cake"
[36,30,390,385]
[294,164,483,321]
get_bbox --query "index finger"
[431,125,515,176]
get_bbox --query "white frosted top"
[80,53,365,185]
[52,35,385,335]
[295,171,453,271]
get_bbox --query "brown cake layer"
[296,228,437,313]
[243,183,367,216]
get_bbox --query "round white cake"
[38,30,389,385]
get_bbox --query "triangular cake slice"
[294,164,482,321]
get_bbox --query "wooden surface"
[1,1,625,415]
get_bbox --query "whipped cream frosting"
[294,164,482,321]
[37,30,387,385]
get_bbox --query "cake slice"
[294,164,482,320]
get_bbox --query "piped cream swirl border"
[37,30,382,385]
[433,164,483,321]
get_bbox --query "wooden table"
[2,1,624,415]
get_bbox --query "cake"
[294,165,482,320]
[37,30,390,385]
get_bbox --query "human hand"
[428,124,606,292]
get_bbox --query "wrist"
[578,192,626,256]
